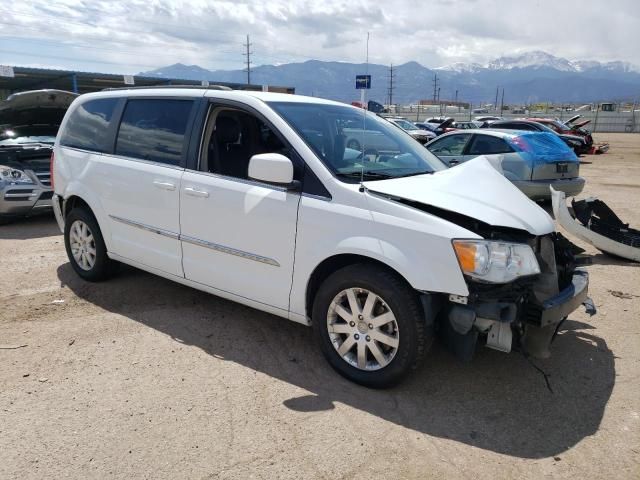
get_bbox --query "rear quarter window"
[115,99,194,166]
[468,135,513,155]
[59,98,119,152]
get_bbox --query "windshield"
[269,102,446,182]
[392,119,418,130]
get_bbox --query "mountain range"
[140,51,640,105]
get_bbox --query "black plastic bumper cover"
[538,270,590,327]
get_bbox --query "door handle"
[184,187,210,198]
[153,180,176,191]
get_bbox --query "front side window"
[269,102,446,182]
[467,135,513,155]
[115,99,193,165]
[428,133,471,156]
[59,98,119,152]
[200,107,291,181]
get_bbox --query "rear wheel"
[312,264,430,388]
[64,207,118,281]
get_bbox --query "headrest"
[215,116,240,143]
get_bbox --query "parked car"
[451,121,482,130]
[52,89,592,387]
[415,118,455,137]
[425,129,584,200]
[481,119,590,155]
[385,117,435,144]
[0,89,78,224]
[474,116,502,123]
[527,117,594,150]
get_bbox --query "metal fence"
[394,106,640,133]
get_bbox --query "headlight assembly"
[0,165,35,184]
[452,239,540,283]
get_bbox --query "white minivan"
[52,88,593,387]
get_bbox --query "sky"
[1,0,639,74]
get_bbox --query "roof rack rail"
[102,84,234,91]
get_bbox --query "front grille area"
[34,170,51,187]
[4,189,36,202]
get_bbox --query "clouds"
[0,0,638,74]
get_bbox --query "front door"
[180,106,301,312]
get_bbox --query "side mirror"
[248,153,299,190]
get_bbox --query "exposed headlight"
[452,239,540,283]
[0,165,35,184]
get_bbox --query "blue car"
[425,129,584,200]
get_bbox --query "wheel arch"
[305,253,413,319]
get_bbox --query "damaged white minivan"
[52,88,594,387]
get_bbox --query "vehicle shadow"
[587,252,639,267]
[0,215,60,240]
[57,263,615,460]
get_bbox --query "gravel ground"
[1,133,639,479]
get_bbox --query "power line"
[242,34,253,84]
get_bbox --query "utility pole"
[437,87,441,115]
[243,34,253,85]
[500,87,505,114]
[432,73,439,103]
[387,63,396,107]
[455,89,459,112]
[495,86,499,113]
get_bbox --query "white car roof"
[438,129,523,139]
[69,87,348,107]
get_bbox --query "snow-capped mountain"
[140,51,640,104]
[437,51,638,74]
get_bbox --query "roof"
[438,129,524,139]
[67,87,349,108]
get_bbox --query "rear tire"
[64,207,119,281]
[312,264,430,388]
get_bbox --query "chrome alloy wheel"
[69,220,96,271]
[327,288,400,371]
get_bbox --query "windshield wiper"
[336,171,395,180]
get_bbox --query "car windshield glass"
[269,102,446,182]
[393,119,418,130]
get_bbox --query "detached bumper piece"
[552,187,640,262]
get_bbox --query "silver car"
[425,129,585,200]
[0,89,77,224]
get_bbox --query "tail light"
[50,151,55,189]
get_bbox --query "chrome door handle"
[184,187,210,198]
[153,180,176,191]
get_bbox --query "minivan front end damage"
[441,233,595,360]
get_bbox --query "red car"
[527,117,594,150]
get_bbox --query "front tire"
[64,207,118,281]
[312,264,430,388]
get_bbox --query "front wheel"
[64,207,119,281]
[312,264,431,388]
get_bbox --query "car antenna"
[359,32,370,193]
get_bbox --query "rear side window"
[428,134,471,156]
[59,98,118,152]
[468,135,513,155]
[115,99,193,165]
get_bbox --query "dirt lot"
[1,133,639,479]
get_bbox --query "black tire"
[64,207,119,281]
[312,263,430,388]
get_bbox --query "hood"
[364,157,554,236]
[0,89,78,127]
[564,114,581,125]
[571,119,591,129]
[437,118,455,129]
[409,129,435,137]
